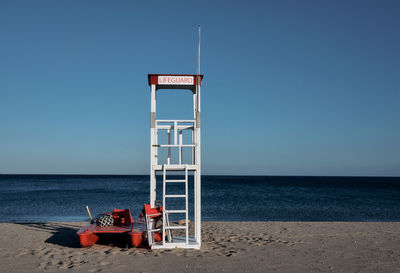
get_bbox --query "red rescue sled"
[77,205,164,248]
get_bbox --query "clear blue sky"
[1,0,399,176]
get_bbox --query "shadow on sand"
[17,223,83,248]
[17,222,131,248]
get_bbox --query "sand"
[0,221,399,273]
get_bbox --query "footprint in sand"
[62,261,74,269]
[104,249,112,254]
[224,250,237,257]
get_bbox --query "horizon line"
[0,173,399,178]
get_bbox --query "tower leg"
[150,84,156,207]
[195,169,201,244]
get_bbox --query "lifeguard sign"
[148,74,203,88]
[148,73,203,249]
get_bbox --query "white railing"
[155,120,196,165]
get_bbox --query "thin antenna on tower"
[197,25,201,75]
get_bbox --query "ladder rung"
[165,210,186,214]
[165,179,186,183]
[164,226,187,230]
[165,194,186,198]
[148,228,162,232]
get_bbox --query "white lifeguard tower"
[147,74,203,249]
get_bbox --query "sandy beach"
[0,221,399,273]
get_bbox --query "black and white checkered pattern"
[96,214,114,227]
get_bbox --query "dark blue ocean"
[0,175,399,222]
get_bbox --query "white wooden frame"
[149,74,202,249]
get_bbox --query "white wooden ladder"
[161,164,189,246]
